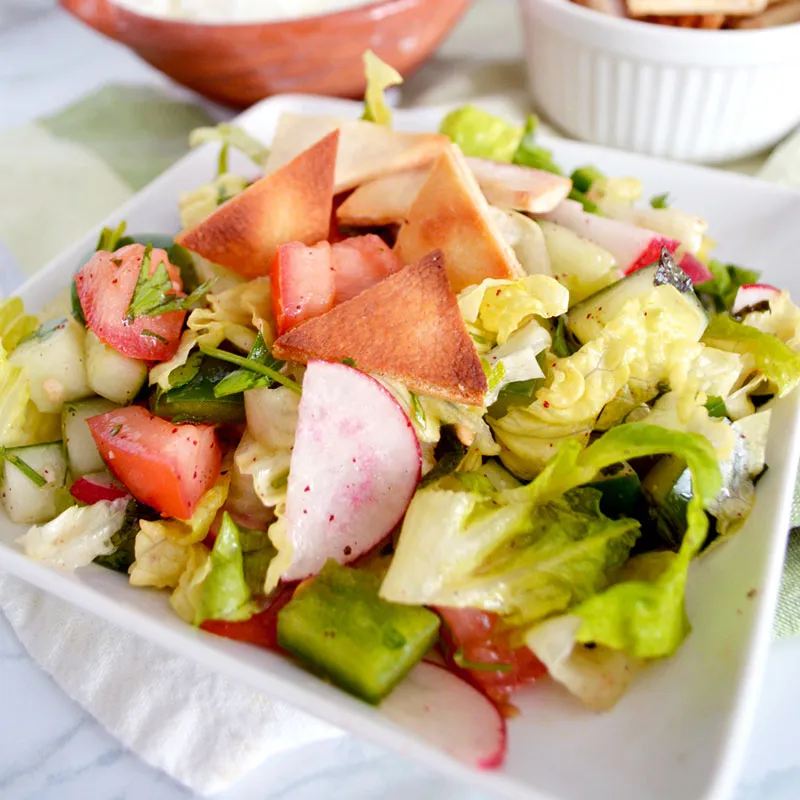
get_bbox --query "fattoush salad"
[3,54,800,767]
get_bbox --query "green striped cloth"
[2,84,800,635]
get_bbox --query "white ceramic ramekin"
[518,0,800,163]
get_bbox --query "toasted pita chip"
[273,250,488,406]
[266,113,449,193]
[627,0,765,14]
[176,130,338,279]
[729,0,800,25]
[466,157,572,214]
[336,169,429,227]
[394,147,524,293]
[338,158,571,228]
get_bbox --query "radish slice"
[678,253,714,284]
[278,360,421,582]
[540,199,679,276]
[70,472,130,505]
[732,283,781,315]
[380,661,507,769]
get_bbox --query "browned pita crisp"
[176,130,338,279]
[273,250,488,406]
[394,147,524,293]
[265,113,449,193]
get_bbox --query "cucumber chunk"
[277,560,440,704]
[587,463,647,522]
[1,442,68,524]
[641,456,695,550]
[62,397,119,477]
[152,357,245,424]
[566,253,709,345]
[85,331,148,404]
[9,317,91,413]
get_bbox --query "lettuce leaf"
[234,431,291,509]
[189,122,269,168]
[0,297,38,351]
[459,275,568,346]
[740,289,800,350]
[361,50,403,126]
[511,115,562,174]
[439,105,522,163]
[149,278,272,391]
[170,544,211,623]
[702,314,800,397]
[128,478,229,588]
[492,287,711,477]
[695,261,760,313]
[18,498,128,569]
[524,613,642,711]
[482,321,550,406]
[194,512,257,626]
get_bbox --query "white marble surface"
[3,2,800,799]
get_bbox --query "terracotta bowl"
[59,0,471,108]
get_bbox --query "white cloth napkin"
[0,572,341,795]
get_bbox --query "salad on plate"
[3,53,800,769]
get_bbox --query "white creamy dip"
[113,0,377,23]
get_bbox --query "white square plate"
[3,95,800,800]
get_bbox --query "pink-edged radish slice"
[732,283,781,315]
[540,199,679,276]
[678,252,714,284]
[278,360,421,583]
[380,661,507,770]
[70,472,130,505]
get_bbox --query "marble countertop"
[3,2,800,799]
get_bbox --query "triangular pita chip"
[265,113,449,193]
[176,130,338,279]
[273,250,488,406]
[466,157,572,214]
[338,158,572,228]
[336,168,429,227]
[394,146,524,293]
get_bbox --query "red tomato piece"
[271,241,335,336]
[437,607,547,706]
[331,234,402,304]
[69,472,130,505]
[87,406,222,519]
[75,243,186,361]
[200,586,294,649]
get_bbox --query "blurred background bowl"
[519,0,800,163]
[59,0,470,108]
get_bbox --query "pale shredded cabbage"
[19,499,128,570]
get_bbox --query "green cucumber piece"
[566,255,709,345]
[85,331,148,404]
[1,442,68,524]
[277,560,440,704]
[151,357,245,424]
[587,463,647,522]
[641,456,695,550]
[9,317,92,413]
[62,397,119,477]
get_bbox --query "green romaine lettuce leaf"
[0,297,38,351]
[189,123,269,168]
[194,512,257,626]
[361,50,403,126]
[439,106,522,163]
[702,315,800,397]
[695,260,760,313]
[512,115,562,174]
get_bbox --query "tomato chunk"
[200,586,294,649]
[75,243,186,361]
[437,607,547,706]
[271,241,335,336]
[87,406,222,519]
[331,234,402,304]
